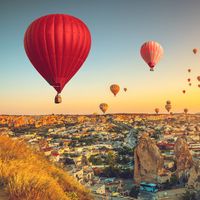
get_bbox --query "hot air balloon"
[182,90,186,94]
[155,108,159,114]
[187,78,191,82]
[193,48,198,54]
[140,41,164,71]
[165,104,171,112]
[197,76,200,81]
[166,100,171,105]
[124,88,127,92]
[188,69,191,73]
[189,83,192,86]
[198,84,200,88]
[110,84,120,96]
[184,108,188,114]
[99,103,108,114]
[24,14,91,104]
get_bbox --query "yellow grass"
[0,135,93,200]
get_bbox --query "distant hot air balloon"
[193,48,198,54]
[99,103,108,114]
[166,100,171,105]
[197,76,200,81]
[198,84,200,88]
[24,14,91,104]
[187,78,191,82]
[124,88,127,92]
[184,108,188,114]
[165,104,171,112]
[182,90,186,94]
[189,83,192,86]
[110,84,120,96]
[140,41,164,71]
[155,108,159,114]
[188,69,191,73]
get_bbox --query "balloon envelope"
[140,41,164,71]
[165,104,171,112]
[110,84,120,96]
[193,48,198,54]
[184,108,188,114]
[24,14,91,94]
[155,108,159,114]
[166,100,171,105]
[124,88,127,92]
[99,103,108,113]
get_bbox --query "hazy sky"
[1,0,200,114]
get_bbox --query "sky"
[1,0,200,115]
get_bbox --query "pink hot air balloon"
[140,41,164,71]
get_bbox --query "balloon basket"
[55,94,62,104]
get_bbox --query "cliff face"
[188,160,200,190]
[134,133,165,184]
[174,136,193,177]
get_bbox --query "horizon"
[1,112,199,116]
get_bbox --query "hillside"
[0,135,93,200]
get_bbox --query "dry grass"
[0,135,93,200]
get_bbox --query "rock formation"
[134,133,166,184]
[188,160,200,190]
[174,136,193,178]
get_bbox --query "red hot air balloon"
[24,14,91,103]
[187,78,191,82]
[140,41,164,71]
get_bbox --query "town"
[0,113,199,200]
